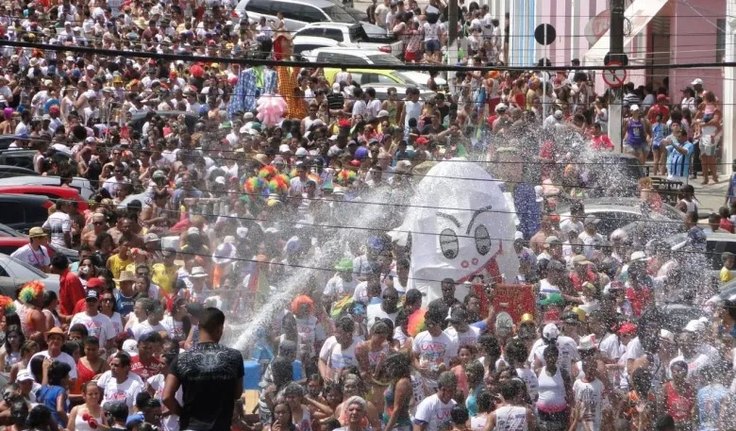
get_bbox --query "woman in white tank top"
[536,344,569,431]
[488,379,533,431]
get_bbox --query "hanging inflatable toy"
[256,94,287,127]
[336,168,357,186]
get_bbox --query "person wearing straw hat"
[113,271,138,316]
[10,226,51,272]
[28,327,78,383]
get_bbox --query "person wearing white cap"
[16,369,39,402]
[668,323,714,384]
[529,323,580,375]
[571,336,604,431]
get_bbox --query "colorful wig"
[290,295,315,315]
[336,169,357,186]
[18,280,45,304]
[0,295,15,315]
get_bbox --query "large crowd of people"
[0,0,732,430]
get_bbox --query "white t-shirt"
[668,353,712,383]
[160,315,186,340]
[96,370,144,409]
[422,22,439,41]
[443,325,481,348]
[148,373,182,431]
[414,393,456,431]
[412,331,458,387]
[572,378,604,431]
[366,303,397,330]
[42,211,72,249]
[529,336,580,374]
[10,244,50,270]
[129,320,167,341]
[29,350,78,380]
[318,336,361,382]
[598,332,624,361]
[69,312,115,346]
[323,274,356,297]
[516,367,539,401]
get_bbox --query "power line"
[0,38,734,72]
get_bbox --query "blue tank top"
[37,385,67,427]
[626,119,645,147]
[652,123,667,148]
[697,384,729,431]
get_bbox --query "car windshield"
[322,6,355,23]
[394,71,430,88]
[367,54,404,66]
[8,255,48,278]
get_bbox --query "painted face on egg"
[436,205,499,279]
[401,160,519,304]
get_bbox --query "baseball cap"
[617,322,637,336]
[85,290,99,301]
[584,215,601,226]
[542,323,560,340]
[16,369,34,382]
[86,277,105,289]
[630,104,640,112]
[691,78,704,86]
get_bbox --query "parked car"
[0,148,73,172]
[0,222,78,259]
[0,185,89,211]
[0,135,39,151]
[585,152,646,198]
[129,111,198,134]
[293,22,403,57]
[557,197,683,240]
[0,194,54,234]
[0,253,60,296]
[0,237,79,262]
[367,83,437,102]
[303,47,404,66]
[0,176,95,200]
[0,165,37,179]
[236,0,356,32]
[322,67,447,90]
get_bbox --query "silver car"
[0,253,60,297]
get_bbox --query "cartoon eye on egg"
[437,205,494,260]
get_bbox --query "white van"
[236,0,356,32]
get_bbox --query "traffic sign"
[534,24,556,45]
[602,61,627,88]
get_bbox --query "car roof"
[261,0,335,7]
[310,47,387,56]
[707,232,736,242]
[0,185,81,195]
[0,237,28,245]
[0,193,51,203]
[302,22,359,28]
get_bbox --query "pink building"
[510,0,725,100]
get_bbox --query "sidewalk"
[691,176,728,216]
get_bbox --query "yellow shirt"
[107,254,134,279]
[152,263,179,295]
[721,266,734,283]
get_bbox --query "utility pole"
[445,0,459,102]
[608,0,625,153]
[447,0,458,66]
[723,1,736,177]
